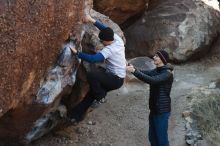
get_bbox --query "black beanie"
[98,27,114,41]
[156,50,169,65]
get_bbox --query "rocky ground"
[30,55,220,146]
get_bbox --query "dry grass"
[216,78,220,88]
[191,91,220,146]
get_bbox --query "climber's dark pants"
[70,68,124,121]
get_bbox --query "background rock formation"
[211,36,220,56]
[93,0,149,25]
[124,0,220,62]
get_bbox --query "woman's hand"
[126,64,135,73]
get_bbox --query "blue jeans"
[148,112,170,146]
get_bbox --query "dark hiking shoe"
[90,100,101,108]
[69,118,79,126]
[90,98,107,109]
[100,98,107,103]
[65,117,79,126]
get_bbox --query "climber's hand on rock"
[126,64,135,73]
[70,47,78,55]
[69,33,73,38]
[84,14,96,23]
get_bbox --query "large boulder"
[0,0,125,144]
[93,0,148,24]
[125,0,220,62]
[0,0,84,143]
[0,0,84,118]
[211,36,220,55]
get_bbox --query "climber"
[68,14,126,122]
[126,50,173,146]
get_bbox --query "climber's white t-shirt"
[100,34,126,78]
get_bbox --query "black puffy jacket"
[133,64,174,114]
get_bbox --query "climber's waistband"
[105,70,124,80]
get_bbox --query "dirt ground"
[31,56,220,146]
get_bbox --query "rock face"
[0,0,85,143]
[0,0,125,144]
[125,0,220,62]
[0,0,84,117]
[93,0,148,24]
[211,36,220,56]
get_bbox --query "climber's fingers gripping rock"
[70,47,78,55]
